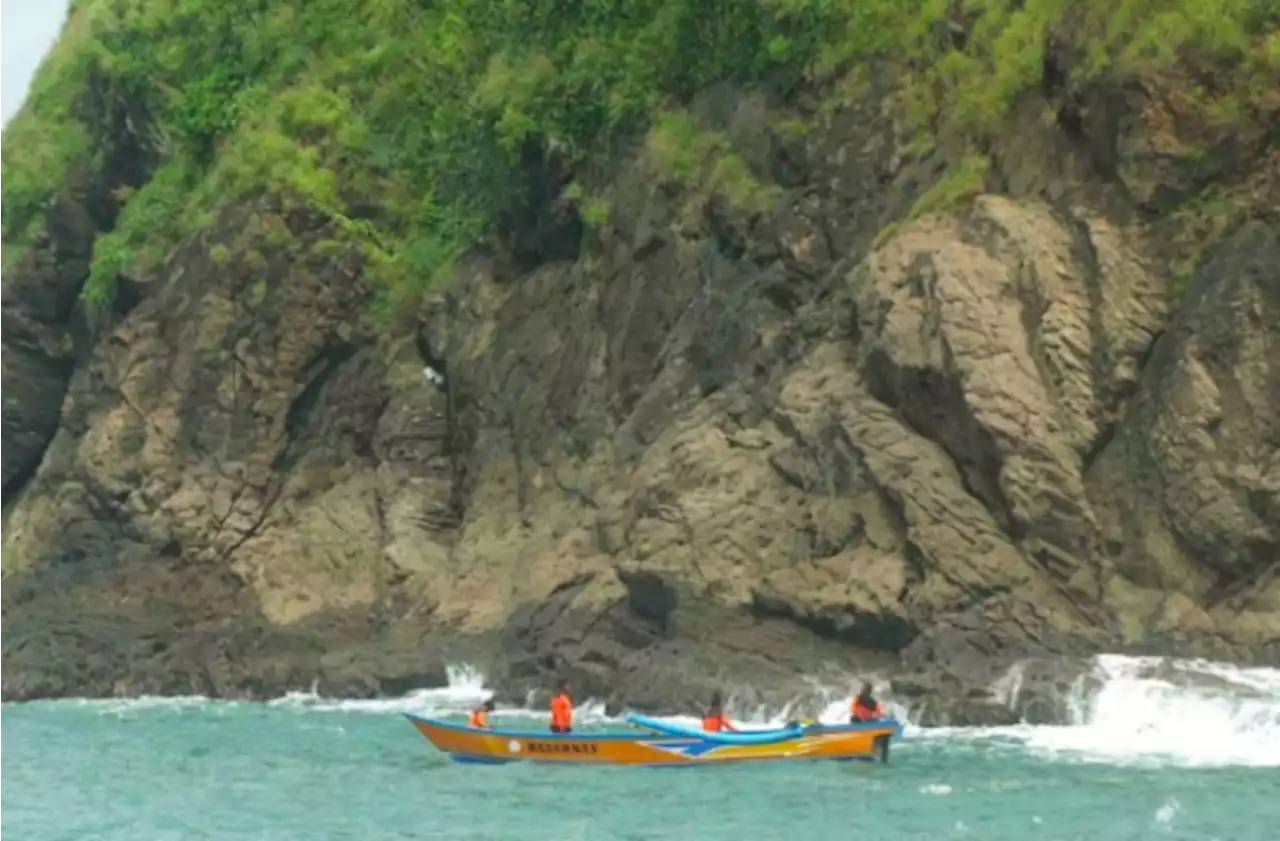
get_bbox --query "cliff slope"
[3,0,1278,721]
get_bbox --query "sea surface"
[3,656,1278,841]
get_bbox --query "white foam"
[272,665,491,715]
[1013,655,1280,767]
[74,695,216,715]
[1154,796,1182,826]
[746,654,1280,769]
[989,660,1026,709]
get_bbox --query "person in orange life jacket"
[550,678,573,733]
[468,698,495,729]
[850,683,885,722]
[702,691,738,732]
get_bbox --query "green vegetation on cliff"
[3,0,1276,310]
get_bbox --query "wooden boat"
[404,711,902,766]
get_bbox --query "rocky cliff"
[3,1,1278,722]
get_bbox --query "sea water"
[3,657,1278,841]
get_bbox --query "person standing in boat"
[550,678,573,733]
[850,682,885,722]
[468,698,495,729]
[701,691,739,732]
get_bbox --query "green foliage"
[83,155,197,306]
[3,0,1275,310]
[83,231,129,308]
[169,65,243,161]
[710,154,781,216]
[581,197,613,230]
[7,0,843,304]
[801,0,1275,145]
[873,152,991,247]
[801,0,1276,247]
[0,10,98,262]
[647,113,780,215]
[909,154,991,221]
[563,182,612,237]
[647,113,712,186]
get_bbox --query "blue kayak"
[624,713,805,744]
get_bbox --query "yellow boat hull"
[405,713,902,766]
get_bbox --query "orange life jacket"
[550,692,573,730]
[852,697,884,721]
[702,713,732,732]
[468,708,489,728]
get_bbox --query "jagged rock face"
[6,208,375,581]
[3,88,1278,720]
[2,206,427,699]
[856,197,1170,579]
[1087,223,1280,658]
[1,189,99,500]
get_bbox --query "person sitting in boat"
[468,698,495,729]
[550,678,573,733]
[701,691,738,732]
[851,683,885,722]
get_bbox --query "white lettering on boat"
[525,741,600,755]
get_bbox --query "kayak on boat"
[625,712,901,761]
[404,711,902,766]
[625,712,902,738]
[624,713,807,743]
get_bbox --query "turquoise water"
[3,690,1276,841]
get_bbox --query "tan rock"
[232,473,384,625]
[853,196,1170,581]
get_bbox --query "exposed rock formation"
[1088,222,1280,658]
[3,77,1278,722]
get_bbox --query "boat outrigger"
[404,711,903,767]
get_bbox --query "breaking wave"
[1009,654,1280,767]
